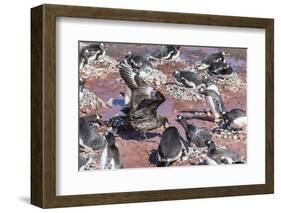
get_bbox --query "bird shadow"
[178,110,215,122]
[149,149,159,165]
[116,130,161,143]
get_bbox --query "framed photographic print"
[31,4,274,208]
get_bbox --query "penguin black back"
[176,115,212,148]
[105,132,116,147]
[174,70,203,88]
[79,117,106,150]
[202,52,226,65]
[158,126,185,166]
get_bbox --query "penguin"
[207,62,233,78]
[198,85,225,120]
[157,126,188,167]
[124,52,153,71]
[100,132,123,170]
[149,45,180,61]
[79,117,106,150]
[222,108,247,130]
[81,114,104,128]
[79,43,105,69]
[176,115,212,148]
[202,79,220,95]
[174,70,205,88]
[78,155,93,171]
[79,78,85,92]
[206,141,244,164]
[202,52,227,65]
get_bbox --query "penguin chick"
[206,141,244,164]
[157,126,188,167]
[79,155,93,171]
[202,51,227,65]
[100,132,123,170]
[176,115,212,148]
[79,117,106,150]
[222,108,247,130]
[149,45,180,61]
[207,62,233,78]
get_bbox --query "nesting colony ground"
[80,42,247,169]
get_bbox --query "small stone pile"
[213,128,247,142]
[166,83,204,101]
[141,68,167,87]
[198,69,247,92]
[79,148,104,171]
[80,55,119,79]
[80,88,107,114]
[184,146,208,165]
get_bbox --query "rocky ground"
[79,42,247,170]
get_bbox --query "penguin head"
[221,111,230,123]
[174,70,181,78]
[105,132,115,146]
[176,115,186,124]
[223,51,231,57]
[197,85,207,95]
[89,114,104,127]
[206,140,216,152]
[82,48,92,57]
[79,78,85,91]
[119,92,125,97]
[124,51,132,58]
[161,117,170,129]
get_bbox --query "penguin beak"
[176,115,182,122]
[164,120,170,129]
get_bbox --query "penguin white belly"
[110,159,115,169]
[205,157,218,165]
[230,116,247,129]
[183,79,196,88]
[207,85,220,95]
[162,51,173,60]
[100,146,108,169]
[205,96,217,117]
[79,61,84,70]
[172,50,180,59]
[221,157,233,164]
[79,137,93,150]
[197,63,209,70]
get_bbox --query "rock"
[80,88,107,111]
[181,156,188,161]
[233,135,238,140]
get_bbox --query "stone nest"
[166,83,204,101]
[80,55,119,79]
